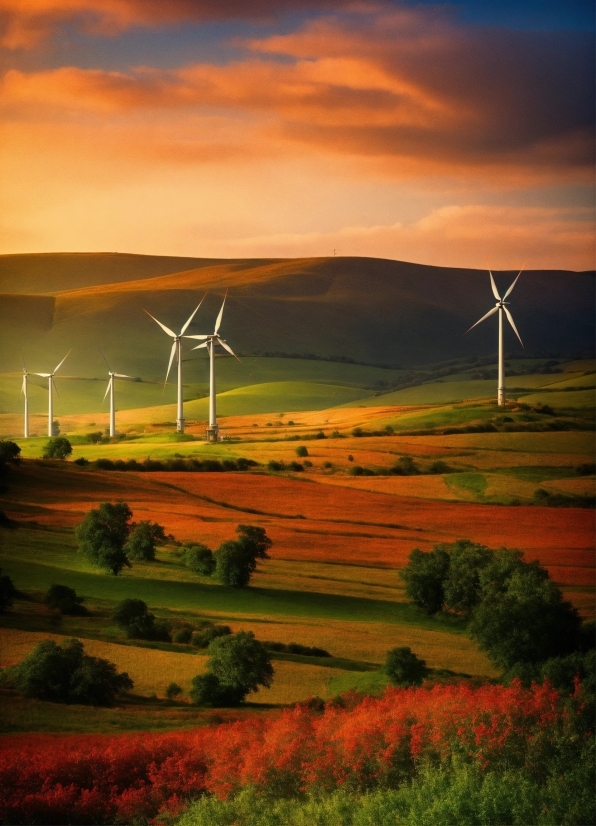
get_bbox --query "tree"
[76,501,133,575]
[191,631,274,706]
[214,525,272,588]
[399,547,451,614]
[124,520,166,561]
[442,540,493,616]
[0,568,17,612]
[112,598,171,641]
[385,646,428,686]
[43,437,72,460]
[296,445,308,457]
[44,584,86,615]
[165,682,183,700]
[183,544,216,576]
[469,550,582,669]
[0,440,21,466]
[14,638,133,706]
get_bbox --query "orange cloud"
[0,0,346,48]
[1,10,591,186]
[208,206,595,271]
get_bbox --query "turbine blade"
[21,376,26,396]
[21,351,27,372]
[184,334,209,340]
[503,265,524,300]
[34,373,51,378]
[53,350,71,374]
[144,309,176,338]
[114,373,131,378]
[165,341,177,385]
[103,378,112,401]
[214,291,227,335]
[192,342,209,350]
[464,305,499,335]
[180,294,207,335]
[52,379,60,398]
[503,306,524,347]
[489,272,501,301]
[219,338,241,362]
[98,346,111,372]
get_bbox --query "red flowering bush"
[0,680,591,825]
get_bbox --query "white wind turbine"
[34,351,71,436]
[191,292,240,442]
[144,297,206,433]
[99,350,131,437]
[465,270,524,406]
[21,355,30,438]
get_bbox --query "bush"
[577,463,596,475]
[0,440,21,466]
[428,460,453,474]
[73,457,89,466]
[76,502,133,575]
[385,646,428,686]
[173,628,193,644]
[165,682,183,700]
[44,584,86,615]
[189,673,244,707]
[0,568,17,612]
[86,431,103,444]
[183,544,216,576]
[296,445,309,457]
[14,637,133,706]
[391,455,419,475]
[112,598,171,642]
[191,624,232,648]
[43,437,72,460]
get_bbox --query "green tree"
[0,568,17,613]
[14,638,132,706]
[385,646,428,686]
[124,520,166,561]
[214,525,272,588]
[165,682,183,701]
[76,501,133,575]
[469,550,582,669]
[43,437,72,460]
[183,544,216,576]
[112,598,170,641]
[0,440,21,466]
[296,445,308,457]
[191,631,274,706]
[443,540,493,616]
[44,584,86,615]
[399,547,451,614]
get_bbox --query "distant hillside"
[0,255,593,413]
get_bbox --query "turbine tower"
[192,292,240,442]
[465,270,524,406]
[144,297,206,433]
[21,356,30,438]
[100,350,131,437]
[34,351,71,436]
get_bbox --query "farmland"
[1,376,594,735]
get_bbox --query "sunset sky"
[1,0,594,269]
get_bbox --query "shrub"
[76,502,133,575]
[112,598,171,642]
[86,431,103,444]
[289,461,304,471]
[44,584,86,616]
[0,568,17,613]
[189,673,245,707]
[296,445,308,457]
[0,440,21,466]
[268,460,284,471]
[173,628,193,644]
[191,631,274,706]
[577,463,596,475]
[391,455,420,475]
[428,460,453,474]
[165,682,183,700]
[192,624,232,648]
[385,646,428,686]
[43,437,72,460]
[73,457,89,466]
[14,637,132,706]
[183,544,216,576]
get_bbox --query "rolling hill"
[0,254,593,417]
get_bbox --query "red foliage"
[0,681,589,824]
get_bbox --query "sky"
[0,0,594,269]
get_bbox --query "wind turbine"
[34,351,71,436]
[191,292,240,442]
[99,350,131,437]
[144,297,206,433]
[21,356,30,438]
[465,269,524,406]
